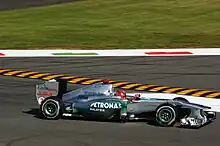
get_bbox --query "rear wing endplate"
[35,79,67,104]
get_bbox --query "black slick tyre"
[155,104,178,127]
[40,96,64,120]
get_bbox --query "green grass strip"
[52,52,98,55]
[0,0,220,49]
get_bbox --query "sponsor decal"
[37,91,53,96]
[37,84,57,91]
[90,102,121,112]
[38,97,45,104]
[47,88,57,91]
[0,53,5,56]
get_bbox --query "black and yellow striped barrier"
[0,68,220,98]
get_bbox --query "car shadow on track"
[22,108,208,129]
[22,108,160,124]
[22,108,126,123]
[23,108,44,119]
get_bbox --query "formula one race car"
[35,80,216,128]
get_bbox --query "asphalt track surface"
[0,57,220,146]
[0,0,75,11]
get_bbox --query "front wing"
[179,110,216,128]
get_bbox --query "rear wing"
[35,79,67,104]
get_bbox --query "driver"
[101,80,141,101]
[115,90,127,100]
[115,90,141,101]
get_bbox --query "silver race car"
[35,80,216,128]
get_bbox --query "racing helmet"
[115,90,126,99]
[103,79,110,84]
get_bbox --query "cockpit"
[82,83,114,96]
[62,83,115,102]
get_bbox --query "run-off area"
[0,56,220,146]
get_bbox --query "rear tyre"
[40,97,64,120]
[155,104,178,127]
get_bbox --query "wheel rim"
[157,107,175,124]
[43,101,59,117]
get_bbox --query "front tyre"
[155,104,178,127]
[204,111,216,120]
[40,97,64,120]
